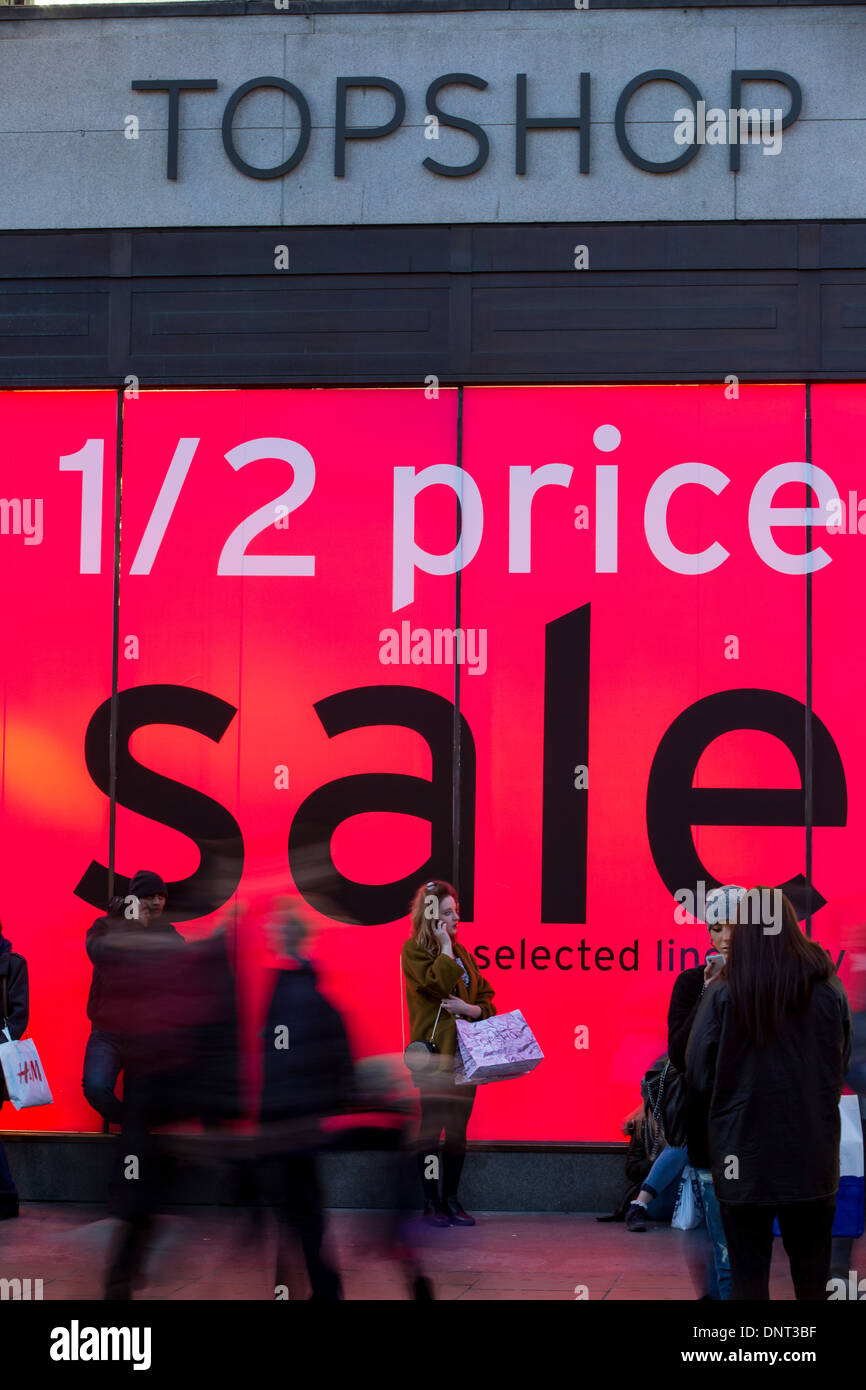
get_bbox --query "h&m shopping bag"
[453,1009,544,1086]
[0,1028,53,1110]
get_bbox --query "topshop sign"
[131,68,803,182]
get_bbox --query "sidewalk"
[0,1204,839,1300]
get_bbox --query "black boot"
[417,1149,449,1226]
[442,1151,475,1226]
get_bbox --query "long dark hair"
[725,887,834,1047]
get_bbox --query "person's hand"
[440,998,480,1018]
[432,922,453,953]
[704,953,726,986]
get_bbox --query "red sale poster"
[0,391,117,1130]
[113,388,460,1121]
[459,385,808,1138]
[1,383,858,1139]
[810,385,866,1015]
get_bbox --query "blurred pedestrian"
[99,875,237,1298]
[259,901,353,1301]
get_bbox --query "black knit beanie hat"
[129,869,168,898]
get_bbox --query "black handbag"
[641,1055,688,1149]
[403,1002,445,1074]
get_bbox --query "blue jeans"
[83,1029,125,1125]
[695,1167,732,1300]
[643,1145,688,1219]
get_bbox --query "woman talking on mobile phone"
[401,879,495,1227]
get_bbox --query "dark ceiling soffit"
[1,223,865,275]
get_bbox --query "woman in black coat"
[0,921,29,1218]
[686,889,852,1300]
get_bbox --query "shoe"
[422,1199,450,1228]
[0,1194,19,1221]
[443,1197,476,1227]
[625,1202,648,1232]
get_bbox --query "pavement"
[3,1203,860,1300]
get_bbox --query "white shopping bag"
[839,1093,864,1177]
[0,1028,53,1110]
[671,1164,703,1230]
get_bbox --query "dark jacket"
[0,946,28,1041]
[685,975,852,1204]
[86,914,185,1034]
[667,965,705,1073]
[260,961,355,1125]
[666,964,710,1164]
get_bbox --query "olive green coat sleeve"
[401,937,496,1057]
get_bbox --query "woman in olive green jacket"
[401,879,495,1226]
